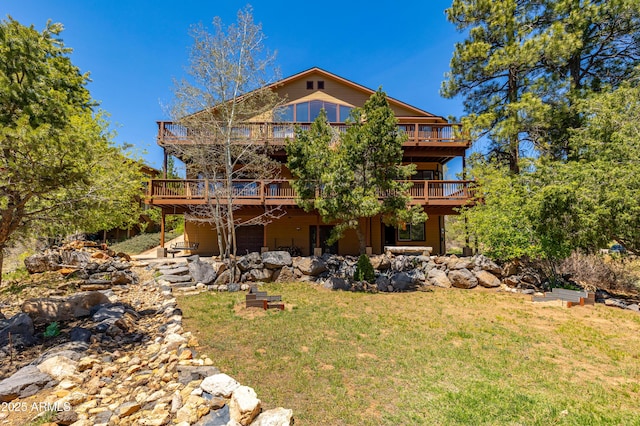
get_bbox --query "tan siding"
[184,220,218,255]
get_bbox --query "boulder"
[21,291,110,324]
[214,268,241,286]
[36,355,78,381]
[475,270,501,288]
[0,365,53,402]
[188,256,217,285]
[273,266,296,283]
[59,250,91,267]
[262,251,292,269]
[229,385,261,426]
[237,252,263,272]
[448,268,478,289]
[369,254,391,270]
[323,277,350,291]
[24,252,60,273]
[0,313,36,347]
[247,268,273,282]
[473,254,502,276]
[427,268,451,288]
[390,272,414,291]
[294,256,328,276]
[375,275,391,292]
[200,373,240,398]
[447,256,473,270]
[252,407,294,426]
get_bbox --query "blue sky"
[4,1,469,175]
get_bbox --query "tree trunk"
[356,227,366,255]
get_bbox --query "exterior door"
[309,225,338,255]
[235,225,264,255]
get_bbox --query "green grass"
[109,230,181,255]
[179,283,640,425]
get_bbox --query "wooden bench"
[384,246,432,256]
[166,242,199,258]
[245,286,284,310]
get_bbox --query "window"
[306,81,314,90]
[317,80,325,90]
[296,102,309,122]
[281,101,354,123]
[339,105,353,122]
[397,223,425,242]
[412,170,435,180]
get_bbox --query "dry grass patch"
[178,283,640,425]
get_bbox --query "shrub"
[559,251,640,294]
[354,254,375,283]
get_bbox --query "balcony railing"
[147,179,475,207]
[157,121,470,146]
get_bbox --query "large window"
[276,101,353,123]
[397,223,425,242]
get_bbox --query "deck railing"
[157,121,469,146]
[147,179,475,206]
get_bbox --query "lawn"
[178,283,640,425]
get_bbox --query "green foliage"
[447,1,640,262]
[43,322,60,338]
[354,254,375,283]
[0,17,145,283]
[287,89,427,253]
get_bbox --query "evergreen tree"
[287,89,426,254]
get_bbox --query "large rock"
[24,252,61,273]
[369,254,391,270]
[323,277,350,291]
[237,252,263,272]
[262,251,292,269]
[273,266,296,283]
[214,268,241,286]
[0,313,36,347]
[200,374,240,398]
[59,250,91,267]
[0,365,53,402]
[21,291,110,324]
[229,385,261,426]
[246,268,273,282]
[36,355,78,381]
[473,254,502,276]
[375,275,391,292]
[427,268,451,288]
[447,256,473,270]
[187,256,217,284]
[475,270,501,288]
[390,272,414,291]
[294,256,328,276]
[448,268,478,289]
[252,407,294,426]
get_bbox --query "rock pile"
[0,246,294,426]
[24,241,137,292]
[177,251,534,294]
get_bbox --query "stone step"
[158,274,193,283]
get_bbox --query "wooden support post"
[160,210,166,248]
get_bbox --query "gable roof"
[270,67,444,120]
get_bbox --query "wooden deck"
[157,121,471,148]
[146,179,476,209]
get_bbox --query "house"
[146,67,473,256]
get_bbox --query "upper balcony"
[157,121,470,161]
[146,179,476,214]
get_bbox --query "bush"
[354,254,375,283]
[559,251,640,294]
